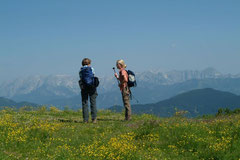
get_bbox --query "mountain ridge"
[108,88,240,117]
[0,97,39,108]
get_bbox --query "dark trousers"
[81,87,98,122]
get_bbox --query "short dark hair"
[82,58,91,66]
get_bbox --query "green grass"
[0,107,240,160]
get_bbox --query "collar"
[120,68,125,71]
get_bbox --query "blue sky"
[0,0,239,82]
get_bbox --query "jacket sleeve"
[79,70,82,79]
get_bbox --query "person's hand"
[114,73,118,78]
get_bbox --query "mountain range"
[1,68,240,108]
[109,88,240,117]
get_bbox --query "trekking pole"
[129,89,139,104]
[113,67,120,85]
[132,94,139,104]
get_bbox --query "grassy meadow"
[0,106,240,160]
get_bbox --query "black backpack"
[94,77,99,87]
[127,70,137,88]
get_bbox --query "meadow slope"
[0,107,240,160]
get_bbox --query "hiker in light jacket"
[114,59,132,121]
[79,58,98,123]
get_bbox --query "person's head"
[82,58,91,66]
[116,59,127,69]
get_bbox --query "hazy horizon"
[0,66,239,84]
[1,1,239,83]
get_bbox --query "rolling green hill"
[0,97,39,109]
[109,88,240,117]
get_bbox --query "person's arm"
[79,69,83,89]
[114,73,119,80]
[79,70,82,79]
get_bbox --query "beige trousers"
[122,87,131,120]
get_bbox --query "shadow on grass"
[97,118,123,122]
[58,119,82,123]
[58,118,123,123]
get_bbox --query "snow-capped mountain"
[0,75,79,98]
[0,68,239,106]
[136,67,223,85]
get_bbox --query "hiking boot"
[92,119,97,124]
[125,116,131,121]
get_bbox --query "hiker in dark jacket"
[79,58,98,123]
